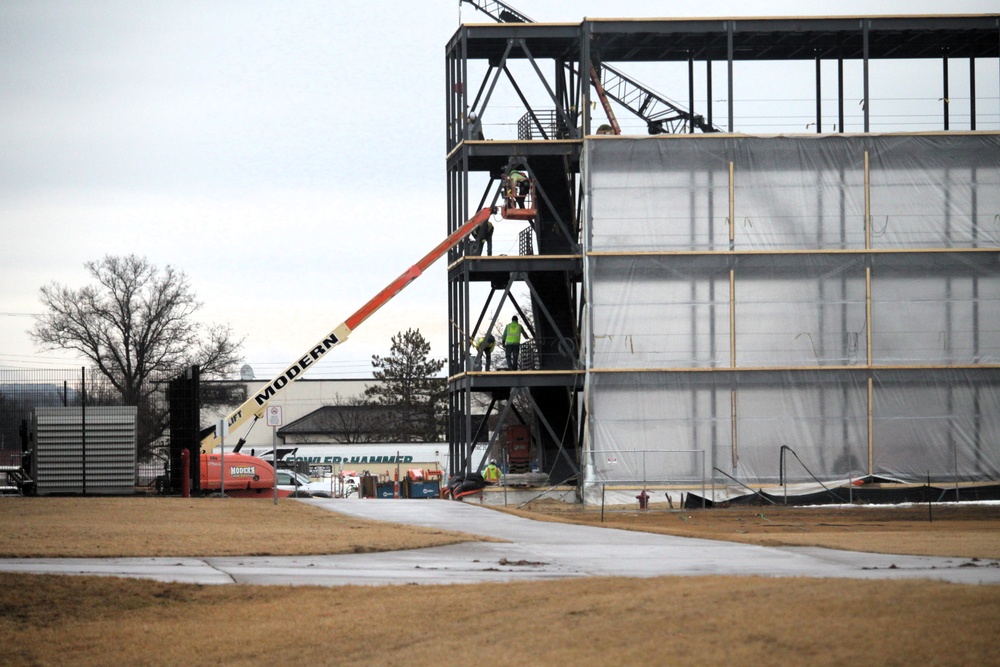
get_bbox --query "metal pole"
[781,446,787,505]
[220,426,225,497]
[815,56,822,133]
[837,59,844,132]
[706,60,713,130]
[688,55,695,134]
[727,21,734,132]
[927,471,933,522]
[862,21,870,133]
[80,367,86,495]
[642,450,647,492]
[701,451,706,509]
[943,57,950,131]
[954,441,961,502]
[273,426,278,505]
[969,56,976,131]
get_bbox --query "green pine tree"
[364,328,446,442]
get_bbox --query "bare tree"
[294,394,390,444]
[30,254,244,457]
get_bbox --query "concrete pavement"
[1,498,998,586]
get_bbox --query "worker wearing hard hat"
[475,333,496,371]
[503,315,528,371]
[483,460,502,484]
[469,111,484,141]
[507,169,528,208]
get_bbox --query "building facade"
[444,13,1000,499]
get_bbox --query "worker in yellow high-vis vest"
[475,333,496,371]
[503,315,528,371]
[483,459,502,484]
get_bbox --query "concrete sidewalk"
[1,499,998,586]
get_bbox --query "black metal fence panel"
[0,368,168,495]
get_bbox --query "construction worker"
[507,169,528,208]
[503,315,527,371]
[483,459,502,484]
[471,219,494,256]
[475,333,496,371]
[468,111,484,141]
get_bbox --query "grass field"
[2,497,999,667]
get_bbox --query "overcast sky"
[2,0,997,380]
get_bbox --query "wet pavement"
[1,498,998,586]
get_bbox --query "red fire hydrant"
[636,490,649,511]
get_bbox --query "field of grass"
[0,496,487,557]
[2,496,999,666]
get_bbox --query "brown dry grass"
[0,497,485,557]
[2,572,999,667]
[2,497,1000,666]
[508,501,1000,559]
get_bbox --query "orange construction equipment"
[200,208,492,454]
[199,452,293,498]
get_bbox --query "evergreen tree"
[364,328,446,442]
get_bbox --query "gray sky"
[2,0,997,379]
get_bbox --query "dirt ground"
[2,497,999,667]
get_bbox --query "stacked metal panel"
[31,407,137,495]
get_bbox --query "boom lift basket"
[501,173,536,221]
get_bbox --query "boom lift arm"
[460,0,718,135]
[200,208,493,453]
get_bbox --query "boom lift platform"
[200,208,493,454]
[500,171,536,220]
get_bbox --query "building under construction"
[445,5,1000,503]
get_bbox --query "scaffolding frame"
[444,14,1000,487]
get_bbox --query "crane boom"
[463,0,532,23]
[200,208,492,453]
[460,0,718,134]
[588,66,621,135]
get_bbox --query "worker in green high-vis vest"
[504,315,528,371]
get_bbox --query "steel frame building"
[444,15,1000,493]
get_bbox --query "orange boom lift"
[199,208,492,455]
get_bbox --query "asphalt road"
[2,499,998,586]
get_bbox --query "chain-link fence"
[0,368,168,495]
[586,449,708,510]
[590,449,706,486]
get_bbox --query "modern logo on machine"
[230,465,257,477]
[253,332,341,406]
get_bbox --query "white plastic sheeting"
[583,134,1000,486]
